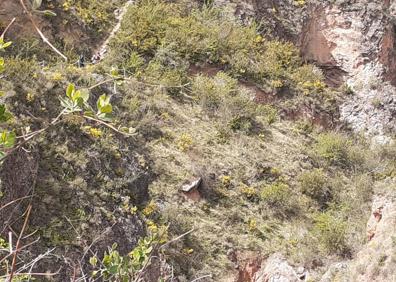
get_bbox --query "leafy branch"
[1,82,136,160]
[89,227,194,282]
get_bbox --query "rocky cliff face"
[214,0,396,142]
[301,0,396,143]
[320,179,396,282]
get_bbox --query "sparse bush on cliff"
[312,211,348,255]
[313,132,366,169]
[261,182,298,215]
[298,168,331,205]
[62,0,126,33]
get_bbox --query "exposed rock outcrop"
[214,0,396,141]
[320,179,396,282]
[346,182,396,282]
[253,253,304,282]
[300,0,396,142]
[212,0,307,41]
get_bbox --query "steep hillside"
[0,0,395,281]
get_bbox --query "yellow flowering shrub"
[177,133,193,152]
[143,200,157,216]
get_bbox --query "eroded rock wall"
[215,0,396,142]
[300,0,396,142]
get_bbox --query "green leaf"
[0,57,4,73]
[0,38,11,51]
[32,0,42,10]
[0,105,5,115]
[1,42,11,49]
[97,94,113,114]
[83,110,95,117]
[99,104,112,114]
[43,10,57,17]
[80,89,90,102]
[66,84,75,99]
[110,68,119,77]
[97,94,109,108]
[145,246,153,254]
[103,254,111,266]
[132,249,141,261]
[108,265,118,275]
[0,104,14,122]
[0,131,15,148]
[71,90,82,102]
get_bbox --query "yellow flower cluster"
[177,133,193,152]
[220,175,231,187]
[240,186,257,198]
[143,200,157,216]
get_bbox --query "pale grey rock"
[254,253,302,282]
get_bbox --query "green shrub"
[224,95,257,133]
[191,72,258,133]
[108,0,315,95]
[292,64,326,95]
[261,41,301,76]
[111,0,178,56]
[229,115,254,133]
[298,169,330,205]
[313,133,365,168]
[257,104,278,125]
[314,133,347,165]
[261,182,297,215]
[162,8,223,63]
[227,40,301,85]
[4,57,38,83]
[126,51,145,74]
[62,0,125,33]
[143,59,188,96]
[312,211,348,255]
[191,72,237,112]
[261,182,289,205]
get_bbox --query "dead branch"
[8,232,12,254]
[0,196,31,212]
[1,18,16,39]
[18,0,67,61]
[0,238,40,265]
[8,204,32,282]
[0,269,59,279]
[159,228,194,249]
[190,274,212,282]
[16,248,56,275]
[88,76,190,91]
[83,115,137,137]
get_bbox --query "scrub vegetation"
[0,0,393,281]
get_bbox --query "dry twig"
[1,18,16,38]
[8,205,32,282]
[18,0,67,61]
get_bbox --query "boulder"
[253,253,303,282]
